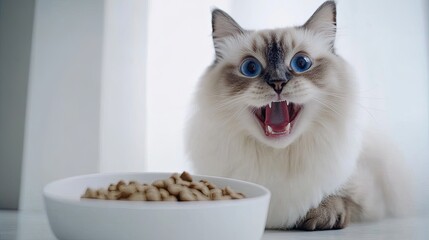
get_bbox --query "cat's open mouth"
[254,101,302,137]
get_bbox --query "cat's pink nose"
[268,80,286,94]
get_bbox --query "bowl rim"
[43,172,271,210]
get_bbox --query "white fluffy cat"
[186,1,411,230]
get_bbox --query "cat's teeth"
[285,123,291,133]
[286,101,289,106]
[267,125,273,134]
[268,102,272,108]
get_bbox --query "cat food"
[81,171,245,201]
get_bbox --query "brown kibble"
[145,185,158,192]
[206,183,218,190]
[191,182,210,196]
[180,171,193,182]
[210,193,222,200]
[224,186,235,195]
[117,180,126,189]
[163,178,175,187]
[128,182,137,189]
[171,173,180,182]
[210,190,223,200]
[128,192,146,201]
[117,184,136,199]
[119,184,137,195]
[190,182,204,189]
[152,179,165,189]
[107,191,121,200]
[135,183,147,192]
[175,178,191,187]
[82,188,97,199]
[191,189,209,201]
[167,184,183,196]
[108,184,117,191]
[179,189,196,201]
[81,171,245,202]
[200,186,210,196]
[210,188,222,195]
[159,188,170,199]
[119,193,129,199]
[146,188,162,201]
[97,188,108,196]
[230,192,244,199]
[222,188,228,196]
[223,186,244,199]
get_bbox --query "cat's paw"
[295,195,357,231]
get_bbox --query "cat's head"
[200,1,355,148]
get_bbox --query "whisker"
[321,91,381,121]
[312,97,343,117]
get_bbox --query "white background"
[17,0,429,214]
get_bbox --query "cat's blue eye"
[290,54,312,73]
[240,58,262,78]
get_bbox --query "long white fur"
[186,5,411,229]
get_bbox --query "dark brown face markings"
[262,31,290,85]
[278,33,286,52]
[266,41,283,67]
[290,37,296,50]
[262,34,270,46]
[269,31,277,45]
[251,39,258,52]
[221,64,254,95]
[220,30,332,96]
[298,57,330,88]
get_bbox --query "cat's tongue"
[264,101,290,135]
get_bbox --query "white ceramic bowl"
[43,172,271,240]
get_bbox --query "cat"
[186,1,412,230]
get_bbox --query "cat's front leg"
[295,195,360,231]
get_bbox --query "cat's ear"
[211,9,244,60]
[212,9,244,39]
[303,1,337,49]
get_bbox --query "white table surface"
[0,210,428,240]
